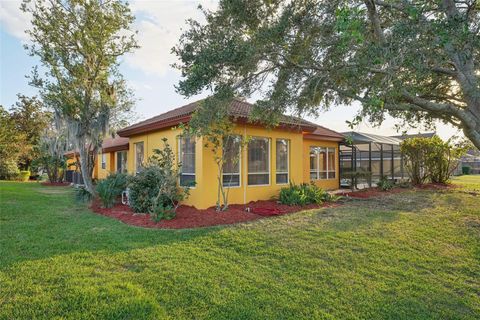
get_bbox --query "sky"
[0,0,461,140]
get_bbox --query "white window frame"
[327,147,336,179]
[276,139,289,185]
[101,153,106,170]
[116,151,127,173]
[247,137,271,187]
[134,142,144,175]
[222,135,241,188]
[310,147,336,180]
[178,136,196,188]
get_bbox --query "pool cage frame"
[339,132,407,188]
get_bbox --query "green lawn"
[0,177,479,319]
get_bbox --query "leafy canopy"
[22,0,138,194]
[9,95,50,170]
[173,0,480,149]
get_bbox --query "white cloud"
[0,0,218,77]
[0,0,31,41]
[126,0,217,76]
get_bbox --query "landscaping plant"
[128,138,190,221]
[74,186,93,203]
[401,137,467,184]
[96,173,128,208]
[462,166,471,175]
[377,176,393,191]
[279,182,333,206]
[182,94,247,211]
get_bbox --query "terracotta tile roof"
[101,136,129,153]
[117,98,318,137]
[64,136,129,156]
[304,125,345,141]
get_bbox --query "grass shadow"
[321,190,438,232]
[0,182,218,269]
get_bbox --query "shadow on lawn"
[0,184,449,269]
[0,183,218,269]
[321,190,439,232]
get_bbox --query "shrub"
[0,159,19,180]
[128,138,190,221]
[96,173,128,208]
[462,166,471,175]
[279,182,333,206]
[377,176,393,191]
[401,137,467,184]
[74,186,93,203]
[128,165,163,213]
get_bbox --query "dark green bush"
[96,173,128,208]
[74,186,93,203]
[462,166,471,175]
[401,137,467,184]
[279,182,334,206]
[377,176,393,191]
[128,165,164,213]
[128,138,190,221]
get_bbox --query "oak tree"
[174,0,480,149]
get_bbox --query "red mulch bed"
[90,199,338,229]
[89,183,455,229]
[40,182,71,186]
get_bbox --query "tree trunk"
[463,125,480,151]
[77,138,95,195]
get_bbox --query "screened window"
[310,147,336,180]
[248,137,270,185]
[276,139,289,184]
[179,136,196,187]
[134,142,144,174]
[328,148,336,178]
[116,151,127,173]
[101,153,106,169]
[222,135,241,187]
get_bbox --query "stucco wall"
[302,139,340,190]
[123,124,340,209]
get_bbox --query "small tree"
[401,136,467,184]
[184,95,246,211]
[427,137,468,183]
[34,116,68,183]
[401,138,431,185]
[9,95,50,171]
[23,0,138,195]
[150,138,191,220]
[0,106,28,180]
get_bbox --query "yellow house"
[65,136,129,183]
[112,99,344,209]
[95,136,129,179]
